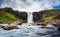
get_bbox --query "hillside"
[0,7,60,24]
[0,8,15,23]
[0,7,27,24]
[42,10,60,23]
[33,9,60,23]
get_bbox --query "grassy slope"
[42,10,60,23]
[0,9,16,23]
[0,8,60,24]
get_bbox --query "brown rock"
[2,25,19,30]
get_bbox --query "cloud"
[0,0,60,12]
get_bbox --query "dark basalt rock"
[37,24,40,25]
[58,27,60,31]
[10,36,14,37]
[0,25,4,28]
[36,33,48,36]
[13,11,27,23]
[41,24,46,26]
[18,23,22,25]
[33,12,43,22]
[3,7,13,12]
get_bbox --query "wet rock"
[37,24,40,25]
[36,33,47,36]
[0,25,4,28]
[41,24,46,26]
[10,36,14,37]
[2,25,19,30]
[32,23,37,26]
[58,27,60,31]
[18,23,22,25]
[52,24,57,27]
[1,26,4,28]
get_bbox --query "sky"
[0,0,60,12]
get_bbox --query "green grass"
[42,10,60,23]
[0,10,16,23]
[43,16,56,23]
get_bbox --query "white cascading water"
[27,12,33,24]
[22,12,33,26]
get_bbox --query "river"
[0,24,60,37]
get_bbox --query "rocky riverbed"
[0,23,60,37]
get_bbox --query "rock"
[33,12,43,22]
[41,24,46,26]
[13,12,27,22]
[32,23,38,26]
[10,20,23,25]
[18,23,22,25]
[2,25,19,30]
[11,11,27,23]
[36,33,47,36]
[37,24,40,25]
[0,25,5,29]
[58,27,60,31]
[10,36,14,37]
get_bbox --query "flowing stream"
[0,25,60,37]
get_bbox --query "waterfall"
[21,12,33,26]
[27,12,33,24]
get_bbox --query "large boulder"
[2,25,19,30]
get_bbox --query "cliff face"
[0,7,60,24]
[33,12,43,22]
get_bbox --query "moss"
[42,16,56,23]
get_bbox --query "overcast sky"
[0,0,60,12]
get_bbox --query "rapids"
[0,24,60,37]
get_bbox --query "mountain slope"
[42,10,60,23]
[33,9,60,23]
[0,7,26,24]
[0,8,17,23]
